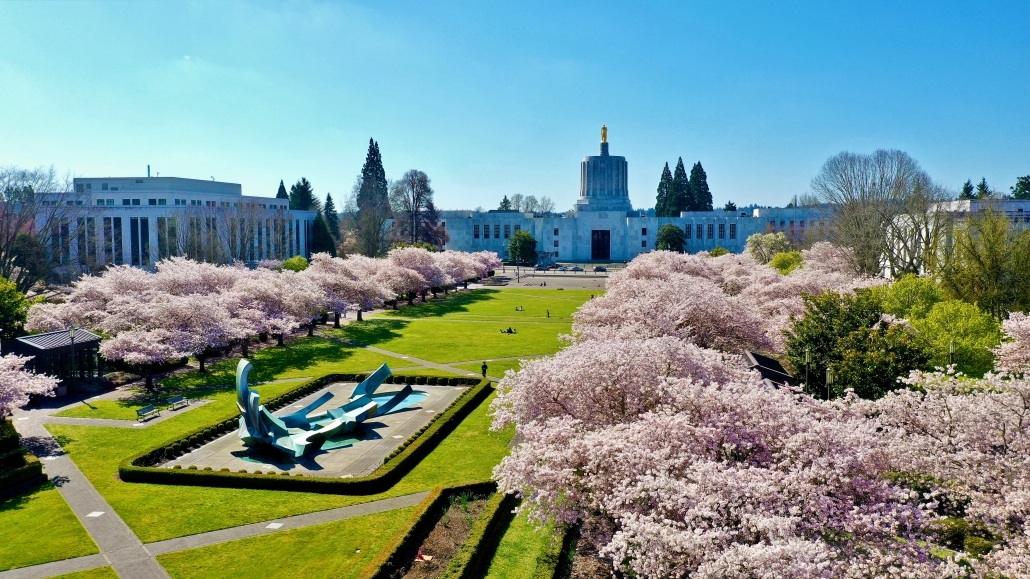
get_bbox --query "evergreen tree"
[690,161,713,211]
[655,163,673,217]
[671,158,691,214]
[310,211,337,256]
[289,177,318,211]
[355,138,392,256]
[276,180,289,199]
[323,193,340,239]
[724,200,737,212]
[499,195,512,210]
[357,139,389,212]
[960,179,975,199]
[1011,176,1030,200]
[976,177,991,199]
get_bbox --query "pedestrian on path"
[546,309,550,318]
[481,362,488,377]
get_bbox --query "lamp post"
[949,340,955,367]
[69,326,77,391]
[825,367,834,401]
[804,347,811,390]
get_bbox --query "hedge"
[440,491,518,579]
[357,481,496,579]
[0,451,43,493]
[532,523,579,579]
[0,419,19,453]
[119,373,492,494]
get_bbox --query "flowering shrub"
[0,354,59,415]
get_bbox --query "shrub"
[708,246,729,257]
[282,255,309,272]
[770,250,803,275]
[416,376,426,385]
[440,492,517,579]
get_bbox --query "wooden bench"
[136,405,160,421]
[167,396,188,411]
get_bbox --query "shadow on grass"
[330,318,410,347]
[375,289,501,319]
[0,482,57,512]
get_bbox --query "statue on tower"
[601,124,608,143]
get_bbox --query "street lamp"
[949,340,956,366]
[69,326,77,390]
[825,367,834,401]
[804,347,811,390]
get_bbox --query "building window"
[148,199,157,205]
[729,224,737,239]
[122,199,130,206]
[718,224,725,239]
[474,225,480,239]
[85,183,91,190]
[494,224,500,238]
[111,187,119,191]
[554,251,559,257]
[697,224,703,239]
[102,183,109,191]
[504,224,511,239]
[554,240,559,247]
[780,220,785,228]
[132,199,140,206]
[553,228,559,236]
[641,227,647,236]
[642,239,647,247]
[799,220,805,228]
[97,199,105,206]
[685,224,692,238]
[158,199,167,206]
[707,224,714,239]
[514,224,520,232]
[76,184,84,193]
[483,225,489,239]
[770,220,776,230]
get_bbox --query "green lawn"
[0,483,98,571]
[378,288,594,320]
[158,506,417,579]
[44,384,512,543]
[483,513,557,579]
[392,367,469,378]
[159,337,401,391]
[455,359,524,381]
[53,399,171,421]
[46,568,119,579]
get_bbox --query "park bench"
[167,396,188,411]
[136,405,160,421]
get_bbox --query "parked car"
[593,266,607,272]
[558,266,569,271]
[571,266,584,272]
[535,265,548,271]
[548,263,559,270]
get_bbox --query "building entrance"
[591,230,610,260]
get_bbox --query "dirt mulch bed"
[400,492,490,579]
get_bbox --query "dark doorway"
[591,230,610,260]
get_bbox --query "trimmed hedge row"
[119,373,492,494]
[0,419,19,453]
[0,451,43,493]
[441,491,518,579]
[532,524,579,579]
[357,481,496,579]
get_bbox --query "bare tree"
[810,149,950,277]
[389,170,435,245]
[352,176,392,257]
[511,193,524,212]
[538,196,556,213]
[523,195,539,213]
[0,166,91,291]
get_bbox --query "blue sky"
[1,1,1026,211]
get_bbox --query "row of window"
[682,223,736,240]
[86,198,284,209]
[473,224,521,239]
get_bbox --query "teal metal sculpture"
[235,359,415,457]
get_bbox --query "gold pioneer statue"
[601,124,607,143]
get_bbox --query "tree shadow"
[376,289,500,319]
[330,319,409,348]
[0,481,58,511]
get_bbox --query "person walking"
[481,362,488,377]
[546,309,550,318]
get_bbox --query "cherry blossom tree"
[994,311,1030,376]
[0,354,59,416]
[388,246,452,301]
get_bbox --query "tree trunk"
[241,337,249,358]
[307,323,314,337]
[464,281,468,289]
[334,312,341,328]
[277,333,284,347]
[421,290,427,302]
[199,355,206,372]
[392,300,398,310]
[146,364,153,390]
[408,293,414,305]
[357,309,363,321]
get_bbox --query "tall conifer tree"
[690,161,713,211]
[289,178,317,211]
[671,158,691,214]
[310,211,337,256]
[655,163,673,217]
[276,180,289,199]
[355,138,392,256]
[960,179,975,200]
[323,193,340,239]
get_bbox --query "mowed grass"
[157,506,416,579]
[378,288,593,320]
[483,513,557,579]
[46,568,119,579]
[160,337,400,391]
[44,385,512,543]
[0,483,98,571]
[455,359,524,381]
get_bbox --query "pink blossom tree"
[994,311,1030,376]
[0,354,59,416]
[388,246,452,301]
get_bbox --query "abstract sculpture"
[235,359,415,457]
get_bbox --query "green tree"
[745,232,791,264]
[834,322,931,399]
[960,179,975,200]
[933,202,1030,318]
[690,161,713,211]
[0,278,28,341]
[724,200,737,212]
[872,273,943,319]
[276,180,289,199]
[289,177,318,211]
[281,255,309,272]
[770,250,803,274]
[670,158,691,214]
[975,177,991,199]
[1011,175,1030,200]
[655,224,685,252]
[390,241,437,252]
[708,246,729,257]
[507,230,537,265]
[655,163,673,217]
[498,195,512,211]
[912,299,1001,376]
[323,193,340,240]
[9,233,49,292]
[309,212,337,256]
[355,138,392,257]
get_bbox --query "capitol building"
[440,129,822,262]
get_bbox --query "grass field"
[46,568,119,579]
[157,506,417,579]
[0,483,98,571]
[483,513,557,579]
[455,359,524,380]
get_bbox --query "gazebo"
[1,328,103,396]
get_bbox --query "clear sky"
[1,1,1027,211]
